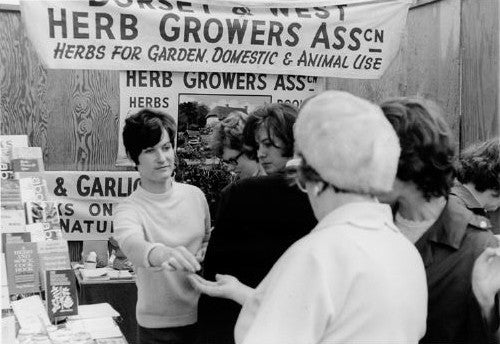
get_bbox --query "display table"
[75,269,138,344]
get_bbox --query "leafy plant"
[175,160,233,222]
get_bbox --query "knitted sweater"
[114,182,210,328]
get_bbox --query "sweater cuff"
[144,243,167,269]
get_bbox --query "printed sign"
[26,171,140,240]
[19,0,411,78]
[118,70,324,165]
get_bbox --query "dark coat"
[417,187,499,344]
[197,174,317,344]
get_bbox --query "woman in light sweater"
[114,109,211,344]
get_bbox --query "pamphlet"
[5,242,40,294]
[1,232,31,253]
[66,317,122,339]
[0,209,26,231]
[45,269,78,321]
[11,146,44,172]
[0,135,29,167]
[68,303,119,320]
[17,174,49,203]
[37,240,71,287]
[10,295,51,332]
[25,201,62,240]
[1,254,10,309]
[1,315,16,344]
[0,179,22,209]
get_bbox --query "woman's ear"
[312,183,322,196]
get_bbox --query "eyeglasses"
[222,151,245,166]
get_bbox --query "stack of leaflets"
[0,135,78,324]
[0,135,28,180]
[11,147,44,173]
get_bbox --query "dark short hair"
[457,138,500,194]
[381,98,455,200]
[243,103,297,158]
[123,109,176,165]
[210,111,255,160]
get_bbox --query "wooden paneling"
[460,0,499,148]
[327,0,462,142]
[1,0,499,170]
[0,11,122,171]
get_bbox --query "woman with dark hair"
[194,103,316,344]
[242,103,296,174]
[190,91,428,343]
[114,109,211,344]
[210,111,264,180]
[379,98,500,343]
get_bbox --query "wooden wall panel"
[326,0,462,142]
[0,11,122,171]
[460,0,499,149]
[1,0,499,170]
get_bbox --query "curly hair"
[210,111,255,159]
[242,103,298,158]
[122,109,176,165]
[380,98,456,200]
[456,137,500,194]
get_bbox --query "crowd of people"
[113,90,500,344]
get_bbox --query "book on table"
[45,269,78,322]
[5,241,40,295]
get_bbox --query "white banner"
[20,0,411,79]
[39,171,140,240]
[117,71,325,165]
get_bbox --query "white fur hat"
[294,91,400,194]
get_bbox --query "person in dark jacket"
[195,103,317,344]
[379,98,500,344]
[454,137,500,232]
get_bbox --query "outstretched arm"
[188,273,255,305]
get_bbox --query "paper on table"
[80,268,110,280]
[1,253,10,309]
[67,317,122,339]
[68,303,120,319]
[11,295,51,332]
[1,315,16,344]
[107,270,133,280]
